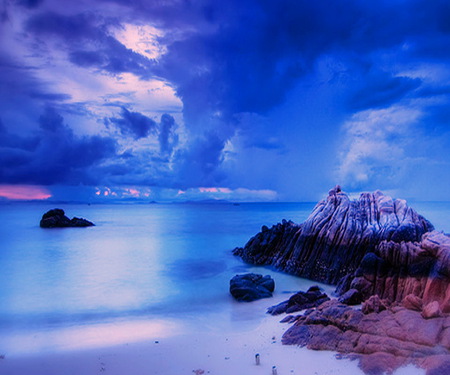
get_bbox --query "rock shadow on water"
[167,259,227,281]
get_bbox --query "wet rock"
[229,273,275,302]
[267,286,330,315]
[40,208,94,228]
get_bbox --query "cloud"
[108,107,157,139]
[173,132,227,188]
[336,106,423,190]
[2,0,450,201]
[0,184,51,200]
[0,107,117,185]
[26,11,155,79]
[18,0,45,9]
[348,72,421,111]
[158,113,178,155]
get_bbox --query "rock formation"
[229,273,275,302]
[234,186,434,285]
[40,208,95,228]
[267,285,329,315]
[281,299,450,375]
[346,230,450,313]
[233,186,450,374]
[233,186,450,308]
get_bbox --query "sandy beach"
[0,297,426,375]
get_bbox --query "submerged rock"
[40,208,94,228]
[229,273,275,302]
[267,286,330,315]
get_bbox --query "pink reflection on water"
[0,185,51,200]
[3,319,180,355]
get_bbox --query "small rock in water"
[40,208,94,228]
[229,273,275,302]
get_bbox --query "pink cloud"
[0,185,52,200]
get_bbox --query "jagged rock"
[233,186,433,285]
[229,273,275,302]
[338,288,362,305]
[282,299,450,374]
[267,286,330,315]
[40,208,95,228]
[348,231,450,312]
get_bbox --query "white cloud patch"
[337,106,422,190]
[113,24,167,60]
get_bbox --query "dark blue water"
[0,201,448,355]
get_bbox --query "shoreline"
[0,309,425,375]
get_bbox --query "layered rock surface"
[347,231,450,312]
[282,299,450,375]
[233,186,439,297]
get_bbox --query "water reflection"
[167,259,227,280]
[2,318,181,355]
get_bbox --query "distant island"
[234,186,450,374]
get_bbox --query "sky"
[0,0,450,202]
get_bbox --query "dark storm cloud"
[0,54,71,104]
[0,107,117,185]
[18,0,45,9]
[108,107,157,139]
[173,132,227,188]
[26,11,154,78]
[0,119,39,151]
[124,0,444,185]
[2,0,450,198]
[348,73,422,111]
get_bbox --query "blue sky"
[0,0,449,202]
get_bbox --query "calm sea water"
[0,201,448,355]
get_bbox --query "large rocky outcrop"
[281,299,450,375]
[233,186,434,286]
[346,231,450,313]
[40,208,95,228]
[234,186,450,374]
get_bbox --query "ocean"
[0,201,448,357]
